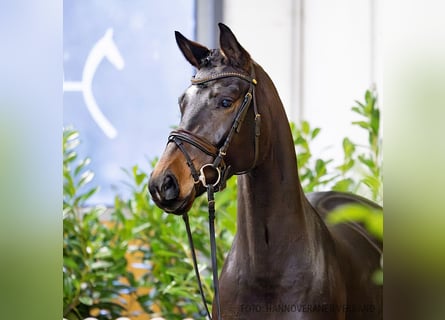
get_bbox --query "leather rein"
[167,67,260,319]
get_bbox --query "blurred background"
[2,0,445,319]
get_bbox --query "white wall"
[223,0,297,118]
[223,0,381,163]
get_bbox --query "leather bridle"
[168,66,260,192]
[167,65,260,319]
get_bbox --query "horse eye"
[220,99,233,108]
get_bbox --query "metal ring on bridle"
[199,164,221,188]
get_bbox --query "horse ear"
[175,31,210,69]
[218,23,251,70]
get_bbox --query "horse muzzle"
[148,170,197,215]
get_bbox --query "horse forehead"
[181,86,205,121]
[181,85,217,121]
[184,85,201,101]
[183,82,216,101]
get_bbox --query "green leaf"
[353,100,365,109]
[342,137,356,158]
[163,285,191,297]
[77,170,94,188]
[135,172,147,186]
[371,109,380,135]
[65,151,77,164]
[64,257,78,269]
[332,178,354,192]
[297,152,310,168]
[154,249,182,258]
[91,260,114,270]
[361,175,381,193]
[94,247,112,259]
[315,159,327,176]
[77,186,99,203]
[351,105,365,116]
[63,176,76,198]
[301,120,310,135]
[352,121,371,130]
[336,159,355,173]
[64,130,79,143]
[365,90,373,104]
[74,157,91,176]
[150,157,159,169]
[294,136,306,146]
[311,127,321,139]
[358,155,375,169]
[132,222,151,234]
[327,204,383,239]
[65,137,80,151]
[79,295,93,306]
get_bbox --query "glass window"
[63,1,195,204]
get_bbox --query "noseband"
[167,66,260,319]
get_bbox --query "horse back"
[307,191,383,319]
[306,191,382,250]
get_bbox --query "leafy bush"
[63,129,237,319]
[290,120,335,192]
[291,89,382,204]
[333,89,383,203]
[63,129,151,319]
[114,164,237,319]
[63,89,383,318]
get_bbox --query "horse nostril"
[161,174,179,201]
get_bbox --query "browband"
[191,71,257,86]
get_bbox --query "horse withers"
[148,23,382,320]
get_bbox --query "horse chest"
[219,257,311,317]
[218,243,347,320]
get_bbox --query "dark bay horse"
[149,23,382,320]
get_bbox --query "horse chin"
[169,183,209,215]
[163,189,197,216]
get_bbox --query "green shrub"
[115,163,237,319]
[333,89,383,203]
[291,89,382,204]
[63,129,237,319]
[63,129,150,319]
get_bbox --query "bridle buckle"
[199,164,221,188]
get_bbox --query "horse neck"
[234,65,323,277]
[235,127,310,260]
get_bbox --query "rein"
[168,67,259,319]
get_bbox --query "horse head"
[149,23,264,215]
